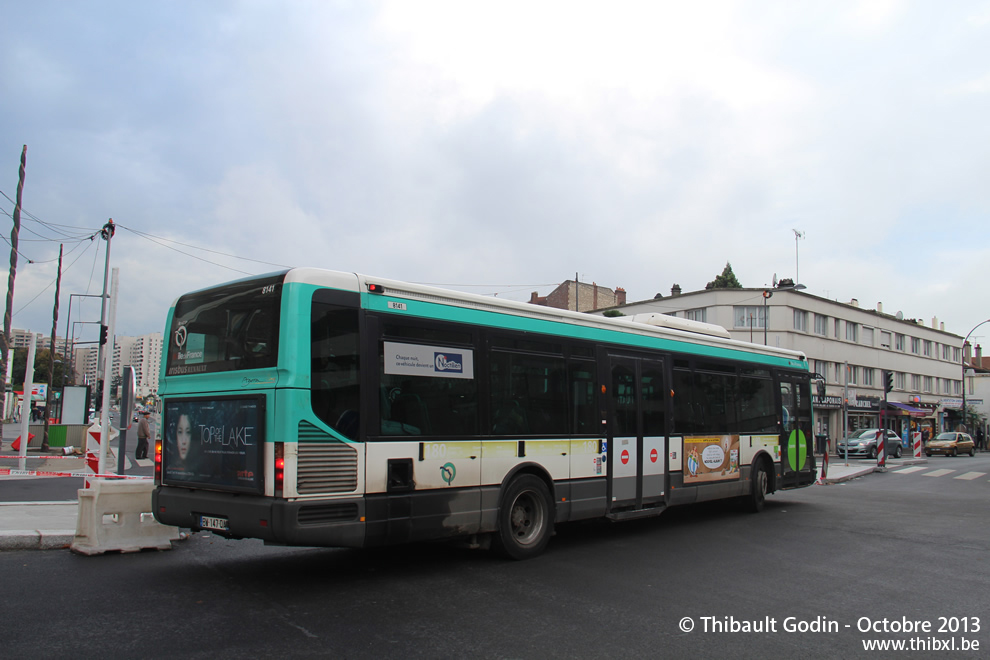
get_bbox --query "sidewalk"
[0,501,77,550]
[817,455,928,484]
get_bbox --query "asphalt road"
[2,455,990,658]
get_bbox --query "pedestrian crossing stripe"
[923,469,955,477]
[893,466,927,474]
[954,472,986,481]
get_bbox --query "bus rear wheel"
[493,474,553,560]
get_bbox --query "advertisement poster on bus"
[683,435,740,483]
[162,395,265,494]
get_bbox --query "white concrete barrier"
[71,479,180,555]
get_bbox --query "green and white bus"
[153,268,815,559]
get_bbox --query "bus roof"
[276,267,807,366]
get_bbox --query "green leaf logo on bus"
[440,462,456,484]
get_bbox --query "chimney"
[671,284,682,296]
[977,344,984,365]
[964,341,972,364]
[616,287,626,305]
[877,302,883,314]
[529,291,539,304]
[850,298,859,307]
[932,316,938,329]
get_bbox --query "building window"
[895,334,905,351]
[813,360,827,381]
[835,363,842,382]
[845,322,858,342]
[848,365,858,385]
[942,344,951,360]
[911,337,920,354]
[924,376,933,393]
[834,318,841,338]
[881,331,891,349]
[685,307,707,323]
[862,327,874,346]
[895,372,905,390]
[955,380,961,395]
[923,340,932,357]
[863,368,874,387]
[911,374,921,391]
[814,314,828,336]
[733,306,765,329]
[793,310,808,332]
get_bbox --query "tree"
[706,262,742,289]
[12,348,68,391]
[602,310,625,317]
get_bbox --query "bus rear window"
[166,274,284,376]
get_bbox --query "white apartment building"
[72,333,163,399]
[599,286,970,446]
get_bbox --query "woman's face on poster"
[176,414,192,460]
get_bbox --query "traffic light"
[884,370,893,394]
[99,324,108,345]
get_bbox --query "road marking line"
[923,469,955,477]
[893,466,927,474]
[954,472,986,480]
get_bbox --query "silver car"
[836,428,903,459]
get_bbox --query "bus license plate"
[199,515,229,532]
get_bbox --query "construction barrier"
[71,479,180,555]
[913,432,923,458]
[817,440,830,484]
[1,468,149,479]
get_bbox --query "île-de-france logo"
[434,352,463,374]
[174,325,187,349]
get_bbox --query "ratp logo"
[434,352,463,374]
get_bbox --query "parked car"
[836,428,902,459]
[925,432,975,457]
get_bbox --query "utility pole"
[2,146,27,422]
[42,244,63,451]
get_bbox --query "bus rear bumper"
[153,486,367,548]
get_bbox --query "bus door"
[778,374,816,488]
[607,355,667,510]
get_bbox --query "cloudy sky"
[2,0,990,347]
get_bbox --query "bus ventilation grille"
[297,421,359,494]
[297,503,359,525]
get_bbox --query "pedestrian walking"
[135,411,151,460]
[978,426,986,452]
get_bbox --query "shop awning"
[887,401,927,417]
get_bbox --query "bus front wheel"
[747,461,769,513]
[493,474,553,560]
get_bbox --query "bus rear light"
[274,443,284,498]
[367,283,386,294]
[154,440,163,483]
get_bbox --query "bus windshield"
[165,273,284,376]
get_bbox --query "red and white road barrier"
[912,432,923,458]
[817,440,830,484]
[0,467,150,479]
[0,454,84,460]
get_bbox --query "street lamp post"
[961,319,990,432]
